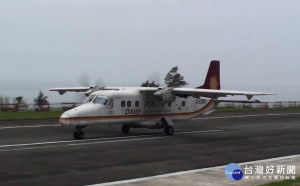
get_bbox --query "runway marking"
[192,112,300,120]
[91,154,300,186]
[0,134,159,148]
[0,124,60,130]
[68,130,223,147]
[0,112,298,130]
[0,129,223,152]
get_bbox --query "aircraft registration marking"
[125,108,142,115]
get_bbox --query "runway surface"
[0,110,299,186]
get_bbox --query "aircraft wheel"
[165,126,174,136]
[74,130,85,140]
[122,124,130,134]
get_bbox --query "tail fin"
[197,60,220,90]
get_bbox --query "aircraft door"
[106,99,114,115]
[144,97,151,113]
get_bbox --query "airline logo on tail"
[209,76,219,90]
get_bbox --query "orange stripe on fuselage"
[60,99,215,122]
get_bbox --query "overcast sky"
[0,0,300,103]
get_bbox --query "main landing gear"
[74,125,87,140]
[122,124,130,134]
[120,118,174,136]
[164,125,174,136]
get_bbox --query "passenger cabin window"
[168,102,172,107]
[94,96,108,105]
[182,101,186,107]
[127,101,131,107]
[121,101,125,107]
[135,101,139,107]
[107,99,113,109]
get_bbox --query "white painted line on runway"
[90,154,300,186]
[68,130,223,147]
[0,124,60,130]
[0,129,223,152]
[0,134,158,148]
[1,112,298,130]
[193,112,300,120]
[0,136,170,152]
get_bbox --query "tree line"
[141,66,188,88]
[0,91,49,109]
[1,65,188,107]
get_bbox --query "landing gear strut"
[161,118,174,136]
[164,125,174,136]
[74,125,87,140]
[122,124,130,134]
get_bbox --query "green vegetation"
[0,107,299,121]
[141,80,159,87]
[164,66,188,87]
[216,107,300,112]
[0,111,64,121]
[141,65,188,88]
[260,177,300,186]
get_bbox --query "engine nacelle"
[153,87,175,104]
[84,86,105,96]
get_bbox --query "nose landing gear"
[161,118,174,136]
[74,125,87,140]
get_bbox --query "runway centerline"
[0,124,60,130]
[0,129,223,152]
[192,112,300,120]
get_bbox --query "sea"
[0,80,299,105]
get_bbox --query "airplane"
[50,61,274,140]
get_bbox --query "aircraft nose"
[60,112,71,126]
[61,112,70,119]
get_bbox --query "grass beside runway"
[216,107,300,112]
[0,107,299,121]
[0,111,64,120]
[260,177,300,186]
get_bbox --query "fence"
[218,101,300,109]
[0,103,81,112]
[0,101,300,112]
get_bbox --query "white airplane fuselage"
[51,61,274,139]
[60,87,216,128]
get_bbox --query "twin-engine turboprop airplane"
[50,61,274,140]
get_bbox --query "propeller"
[76,73,106,102]
[153,86,176,104]
[144,72,176,104]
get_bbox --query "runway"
[0,110,299,186]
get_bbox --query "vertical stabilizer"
[197,60,220,90]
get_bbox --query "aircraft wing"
[50,87,91,95]
[50,86,121,95]
[172,88,275,100]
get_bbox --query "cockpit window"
[84,95,97,104]
[94,96,108,105]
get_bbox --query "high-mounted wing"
[139,87,274,102]
[50,87,91,95]
[50,86,120,96]
[172,88,275,100]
